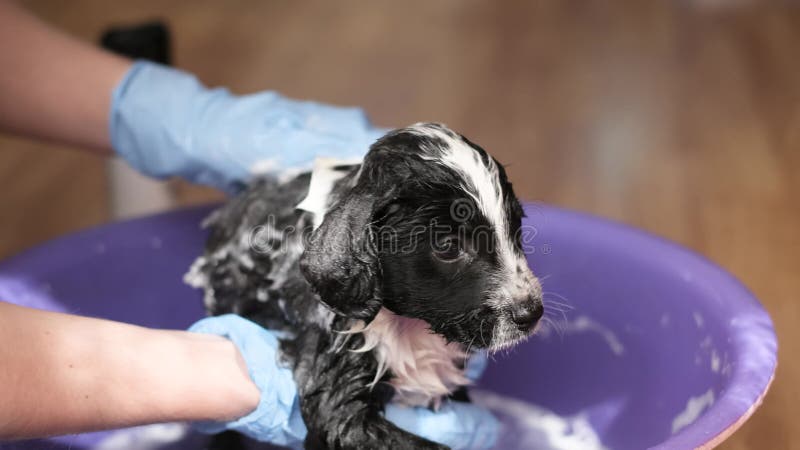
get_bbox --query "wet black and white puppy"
[186,123,544,450]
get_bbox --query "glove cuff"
[109,60,209,181]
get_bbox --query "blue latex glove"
[189,315,498,449]
[188,315,305,447]
[110,61,385,193]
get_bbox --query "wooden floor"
[1,1,798,448]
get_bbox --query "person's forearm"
[0,301,259,440]
[0,1,131,152]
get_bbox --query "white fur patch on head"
[409,125,538,275]
[349,308,471,408]
[407,124,522,274]
[404,123,543,351]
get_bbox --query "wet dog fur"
[186,123,543,449]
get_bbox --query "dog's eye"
[433,236,463,261]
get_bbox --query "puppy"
[186,123,544,449]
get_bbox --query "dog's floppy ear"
[299,180,390,322]
[300,128,434,321]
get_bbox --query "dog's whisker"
[540,317,564,339]
[543,304,573,314]
[542,298,573,309]
[547,306,570,324]
[542,300,573,311]
[547,315,569,339]
[463,334,478,365]
[537,273,552,283]
[542,291,575,308]
[543,306,570,327]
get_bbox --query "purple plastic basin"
[0,204,776,450]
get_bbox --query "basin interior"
[0,205,776,450]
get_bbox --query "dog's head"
[300,123,543,352]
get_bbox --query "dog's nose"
[511,299,544,331]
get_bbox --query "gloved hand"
[110,61,385,193]
[189,315,498,449]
